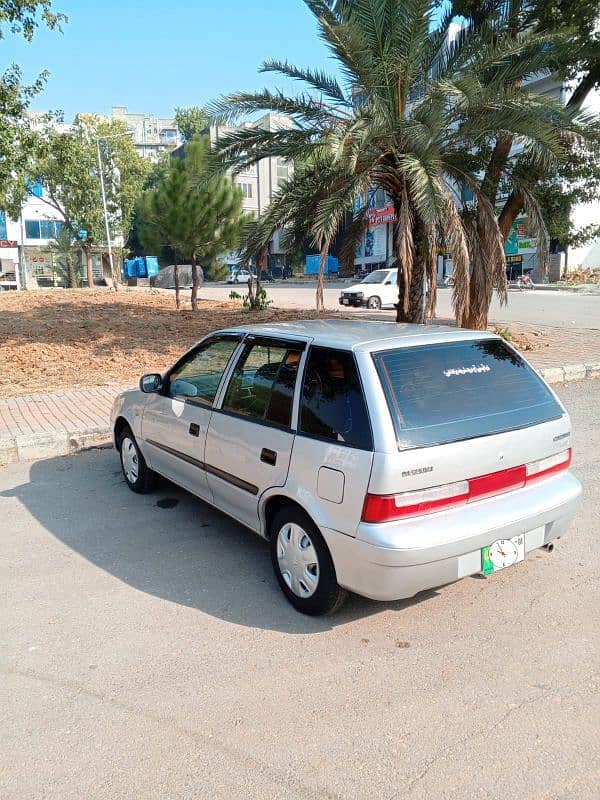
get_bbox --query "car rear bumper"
[321,471,582,601]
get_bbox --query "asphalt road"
[202,282,600,329]
[1,382,598,799]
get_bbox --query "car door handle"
[189,423,200,437]
[260,448,277,466]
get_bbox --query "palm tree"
[237,153,353,311]
[48,227,82,289]
[211,0,583,327]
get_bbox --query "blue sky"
[1,0,335,120]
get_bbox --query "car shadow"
[1,448,440,633]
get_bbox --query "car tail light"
[526,448,572,482]
[362,481,469,523]
[362,449,572,523]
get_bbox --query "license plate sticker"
[482,534,525,575]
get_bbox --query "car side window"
[222,341,302,427]
[167,337,240,404]
[300,346,373,450]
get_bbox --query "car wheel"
[119,427,157,494]
[270,506,347,615]
[367,295,382,310]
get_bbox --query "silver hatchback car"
[111,320,581,615]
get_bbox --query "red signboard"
[367,204,397,226]
[0,240,17,248]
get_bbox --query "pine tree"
[138,136,244,310]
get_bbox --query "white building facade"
[210,112,294,270]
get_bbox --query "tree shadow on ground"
[1,448,440,634]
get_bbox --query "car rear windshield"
[372,339,563,449]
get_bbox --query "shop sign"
[505,216,536,255]
[367,204,397,226]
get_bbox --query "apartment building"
[501,73,600,279]
[209,112,295,269]
[110,106,182,160]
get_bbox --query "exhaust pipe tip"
[544,542,555,553]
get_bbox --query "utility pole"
[95,129,134,290]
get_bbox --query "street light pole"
[96,138,116,288]
[95,129,134,290]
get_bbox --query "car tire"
[367,295,382,310]
[270,506,347,616]
[118,427,157,494]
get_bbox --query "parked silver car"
[111,320,581,615]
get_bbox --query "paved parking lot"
[1,382,598,799]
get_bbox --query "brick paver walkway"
[0,323,598,465]
[0,387,122,439]
[0,387,123,465]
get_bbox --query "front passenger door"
[141,335,242,499]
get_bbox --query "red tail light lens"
[362,481,469,523]
[362,449,572,523]
[468,465,526,500]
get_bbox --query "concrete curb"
[0,427,112,468]
[538,362,600,385]
[1,362,599,467]
[532,284,600,294]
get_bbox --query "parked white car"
[339,268,398,310]
[111,320,581,615]
[228,269,254,284]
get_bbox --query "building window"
[276,160,290,180]
[239,182,253,199]
[25,219,64,240]
[0,211,7,240]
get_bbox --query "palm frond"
[260,60,349,105]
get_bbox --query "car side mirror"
[140,373,163,393]
[385,279,394,285]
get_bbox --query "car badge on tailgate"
[402,466,433,478]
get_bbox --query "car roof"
[219,319,498,351]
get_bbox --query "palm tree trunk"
[84,244,94,289]
[67,255,77,289]
[408,263,426,323]
[498,190,524,240]
[408,223,426,324]
[316,238,330,312]
[465,215,493,330]
[173,260,180,310]
[191,252,199,311]
[465,270,489,329]
[393,196,411,322]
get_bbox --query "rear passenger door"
[204,337,304,530]
[288,346,374,534]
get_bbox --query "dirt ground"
[0,288,545,398]
[0,289,331,398]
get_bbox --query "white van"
[339,268,398,310]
